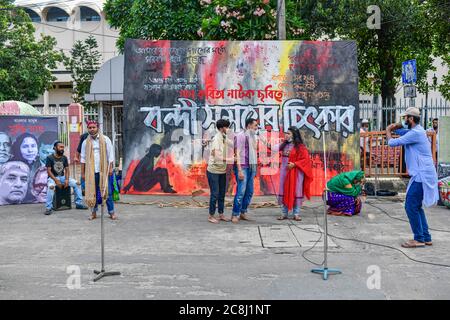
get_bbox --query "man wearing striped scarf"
[80,120,117,220]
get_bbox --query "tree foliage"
[423,0,450,99]
[298,0,443,102]
[104,0,310,50]
[104,0,449,102]
[0,0,63,102]
[63,36,101,111]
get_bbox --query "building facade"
[15,0,120,112]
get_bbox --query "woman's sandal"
[293,216,302,221]
[88,214,97,221]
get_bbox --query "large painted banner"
[0,116,58,205]
[122,40,359,196]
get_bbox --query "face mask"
[402,119,409,129]
[287,137,293,142]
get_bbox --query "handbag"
[112,172,120,201]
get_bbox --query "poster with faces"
[0,116,58,206]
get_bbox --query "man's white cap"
[401,107,420,117]
[361,119,369,124]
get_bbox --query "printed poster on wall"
[0,116,58,206]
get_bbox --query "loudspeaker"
[53,186,72,211]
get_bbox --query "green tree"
[104,0,448,113]
[423,0,450,99]
[0,0,63,102]
[299,0,438,104]
[294,0,450,127]
[63,36,101,111]
[104,0,310,51]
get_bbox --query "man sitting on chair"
[45,141,88,215]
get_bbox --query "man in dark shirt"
[45,141,88,215]
[74,132,89,193]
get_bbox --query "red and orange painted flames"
[122,150,355,197]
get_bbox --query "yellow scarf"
[85,133,109,208]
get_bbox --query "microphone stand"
[311,124,342,280]
[93,162,121,282]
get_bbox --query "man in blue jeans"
[387,107,439,248]
[45,141,88,215]
[81,120,117,220]
[206,119,231,223]
[232,118,259,224]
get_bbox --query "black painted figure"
[123,144,176,193]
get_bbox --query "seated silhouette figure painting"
[123,144,176,194]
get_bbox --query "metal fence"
[360,131,437,177]
[38,104,99,154]
[36,104,70,151]
[359,98,450,130]
[82,108,99,132]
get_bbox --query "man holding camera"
[386,107,439,248]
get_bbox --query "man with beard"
[45,141,87,215]
[31,166,48,203]
[81,120,117,220]
[387,107,439,248]
[0,161,29,205]
[0,132,12,164]
[426,118,439,160]
[232,118,258,223]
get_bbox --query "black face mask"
[407,120,413,129]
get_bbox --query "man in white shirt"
[80,120,117,220]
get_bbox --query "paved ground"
[0,194,449,300]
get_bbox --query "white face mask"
[248,128,258,135]
[402,119,409,129]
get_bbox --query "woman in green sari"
[326,170,365,216]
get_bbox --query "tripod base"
[311,267,342,280]
[93,269,121,282]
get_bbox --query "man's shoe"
[76,204,88,210]
[231,216,239,224]
[45,209,53,215]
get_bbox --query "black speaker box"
[53,186,72,211]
